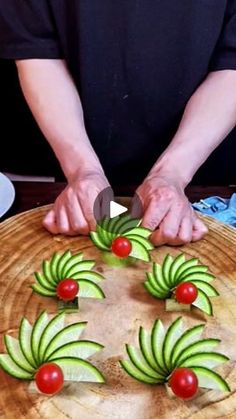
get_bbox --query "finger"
[66,194,89,235]
[192,216,208,242]
[142,200,170,231]
[42,209,59,235]
[177,216,193,244]
[56,205,73,235]
[81,191,99,231]
[157,203,185,243]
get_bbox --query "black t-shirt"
[0,1,236,184]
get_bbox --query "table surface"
[2,181,236,221]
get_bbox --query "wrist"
[149,153,193,189]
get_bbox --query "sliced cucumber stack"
[0,311,105,387]
[144,253,219,315]
[120,317,230,395]
[32,251,105,300]
[90,215,153,262]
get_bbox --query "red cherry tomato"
[175,282,198,304]
[35,363,64,395]
[56,278,79,301]
[169,367,198,399]
[111,237,132,258]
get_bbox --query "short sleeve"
[0,0,63,59]
[210,0,236,71]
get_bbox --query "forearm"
[16,59,103,180]
[151,70,236,186]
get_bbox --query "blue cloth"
[192,194,236,228]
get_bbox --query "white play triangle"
[110,201,128,219]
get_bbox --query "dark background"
[0,60,235,185]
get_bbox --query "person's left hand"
[134,171,208,246]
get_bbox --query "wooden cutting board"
[0,203,236,419]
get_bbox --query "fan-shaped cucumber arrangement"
[0,311,105,394]
[90,215,153,262]
[32,251,105,300]
[144,254,219,315]
[120,317,230,396]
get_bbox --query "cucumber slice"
[153,263,170,292]
[57,250,72,279]
[169,254,185,286]
[139,327,165,376]
[124,227,151,239]
[174,258,198,282]
[126,345,165,381]
[4,336,35,373]
[182,272,215,284]
[120,360,160,384]
[38,312,65,362]
[192,289,213,316]
[64,260,95,279]
[119,219,140,234]
[71,270,104,283]
[179,265,209,281]
[100,216,110,233]
[170,324,205,368]
[50,252,62,282]
[97,224,111,246]
[190,280,219,297]
[19,318,37,368]
[0,354,33,380]
[126,235,153,251]
[144,281,167,299]
[78,279,105,299]
[53,357,105,383]
[191,367,230,391]
[162,317,182,372]
[31,311,48,364]
[34,272,55,292]
[151,319,168,375]
[48,341,103,361]
[44,322,87,360]
[112,215,131,234]
[162,255,174,288]
[90,232,109,251]
[179,352,229,369]
[31,283,56,297]
[146,273,169,297]
[176,338,221,366]
[129,239,150,262]
[42,260,58,286]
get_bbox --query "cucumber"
[126,345,165,380]
[174,258,198,282]
[129,239,150,262]
[42,260,58,286]
[151,320,168,374]
[112,215,131,234]
[179,352,229,369]
[0,354,33,380]
[190,280,219,297]
[90,232,109,251]
[153,263,170,292]
[44,322,87,360]
[182,272,215,284]
[179,265,209,281]
[57,250,72,279]
[192,289,213,316]
[176,338,221,366]
[170,324,205,368]
[124,227,151,239]
[31,311,48,364]
[64,260,95,279]
[50,252,62,282]
[97,224,111,247]
[119,218,140,234]
[4,336,35,373]
[120,360,160,384]
[162,317,182,372]
[106,217,119,242]
[162,255,174,288]
[169,254,185,286]
[78,279,105,299]
[38,312,65,362]
[140,326,166,376]
[126,235,153,251]
[31,283,56,297]
[146,272,169,297]
[19,318,37,368]
[53,357,105,383]
[34,272,55,292]
[191,367,230,391]
[144,281,167,299]
[71,270,104,283]
[48,341,104,361]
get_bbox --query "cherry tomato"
[169,367,198,399]
[56,278,79,301]
[35,363,64,395]
[111,237,132,258]
[175,282,198,304]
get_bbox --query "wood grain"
[0,204,236,419]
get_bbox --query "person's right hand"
[43,169,111,236]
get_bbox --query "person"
[0,1,236,246]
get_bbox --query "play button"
[110,201,128,218]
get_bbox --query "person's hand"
[134,172,208,246]
[43,169,111,235]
